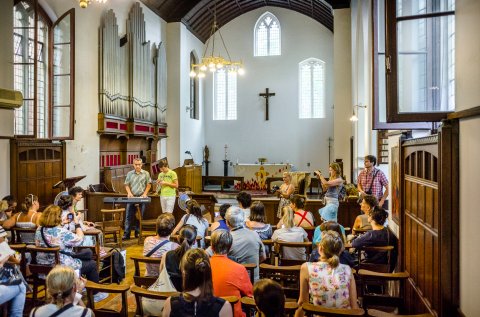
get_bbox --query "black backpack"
[101,248,125,283]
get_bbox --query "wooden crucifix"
[259,88,275,120]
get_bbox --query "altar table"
[233,163,291,190]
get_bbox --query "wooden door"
[10,140,66,210]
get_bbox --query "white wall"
[203,7,334,175]
[456,1,480,316]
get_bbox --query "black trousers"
[80,259,99,283]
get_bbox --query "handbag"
[0,262,22,286]
[142,262,177,315]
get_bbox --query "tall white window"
[213,69,237,120]
[298,58,325,119]
[254,12,281,56]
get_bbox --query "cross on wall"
[259,88,276,121]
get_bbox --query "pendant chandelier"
[79,0,107,9]
[190,0,244,78]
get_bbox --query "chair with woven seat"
[27,245,60,304]
[242,263,256,284]
[130,285,179,317]
[85,280,130,317]
[275,240,313,266]
[8,243,27,277]
[136,205,157,244]
[356,245,396,273]
[301,303,365,316]
[367,310,434,317]
[262,239,275,264]
[77,228,113,283]
[259,263,301,299]
[10,226,37,244]
[130,255,163,287]
[240,296,299,317]
[98,208,124,248]
[357,269,410,314]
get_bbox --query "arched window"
[13,1,75,139]
[298,58,325,119]
[213,69,237,120]
[254,12,281,56]
[189,52,199,119]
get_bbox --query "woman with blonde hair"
[30,265,93,316]
[314,163,344,223]
[271,206,308,261]
[275,172,295,218]
[295,231,358,317]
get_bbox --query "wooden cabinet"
[377,130,389,164]
[174,165,202,193]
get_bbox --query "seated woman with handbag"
[0,225,26,317]
[34,205,107,302]
[30,265,93,317]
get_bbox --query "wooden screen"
[401,120,459,316]
[10,140,66,210]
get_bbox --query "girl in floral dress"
[295,231,358,317]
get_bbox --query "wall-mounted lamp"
[349,104,367,122]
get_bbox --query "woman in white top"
[2,194,41,244]
[172,200,209,248]
[272,206,308,261]
[30,265,93,317]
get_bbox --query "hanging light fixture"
[349,104,367,122]
[190,0,244,78]
[79,0,108,9]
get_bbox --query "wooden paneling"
[174,165,202,193]
[10,140,66,210]
[400,122,459,316]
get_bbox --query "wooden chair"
[274,240,312,266]
[352,228,371,235]
[262,239,275,264]
[130,255,163,287]
[240,296,299,317]
[259,263,301,299]
[27,245,60,304]
[78,228,113,283]
[242,263,256,284]
[358,269,410,314]
[301,303,365,316]
[136,205,157,244]
[367,310,434,317]
[356,245,395,273]
[10,226,36,244]
[85,280,130,317]
[98,208,124,248]
[8,243,27,277]
[130,285,179,317]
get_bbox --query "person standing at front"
[124,158,151,240]
[157,159,178,213]
[357,155,389,208]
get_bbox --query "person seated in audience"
[272,206,308,261]
[1,195,17,214]
[210,229,253,317]
[35,205,107,302]
[253,279,286,317]
[157,224,198,291]
[29,265,93,317]
[68,187,85,221]
[351,206,397,267]
[352,194,376,233]
[296,231,358,317]
[143,213,179,276]
[236,191,252,220]
[312,207,347,246]
[57,195,96,246]
[172,199,209,248]
[245,201,273,240]
[226,206,266,282]
[0,225,26,317]
[210,203,231,232]
[277,195,314,229]
[0,200,9,222]
[275,172,296,219]
[162,248,233,317]
[309,222,354,267]
[2,194,41,244]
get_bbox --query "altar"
[233,163,291,190]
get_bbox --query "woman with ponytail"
[295,231,358,317]
[30,265,92,317]
[162,248,232,317]
[2,194,41,244]
[171,199,209,248]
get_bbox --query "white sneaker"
[93,292,109,302]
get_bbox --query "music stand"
[53,175,86,205]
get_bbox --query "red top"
[210,254,253,317]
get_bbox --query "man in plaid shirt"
[357,155,389,208]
